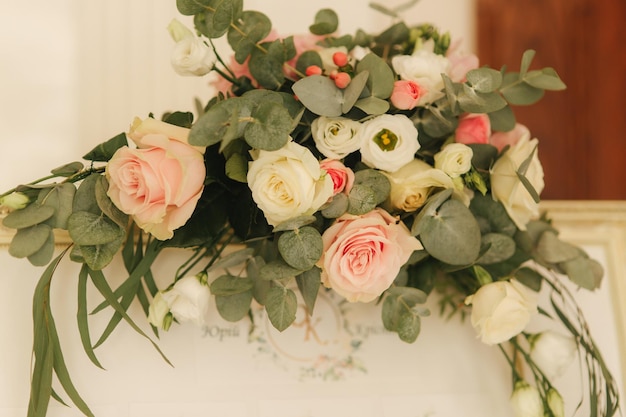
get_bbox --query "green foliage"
[278,226,323,271]
[265,285,297,331]
[309,9,338,35]
[382,286,430,343]
[82,132,127,162]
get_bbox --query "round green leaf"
[227,10,272,63]
[216,291,253,322]
[466,67,503,93]
[210,275,254,296]
[418,199,481,265]
[68,211,125,246]
[278,226,323,271]
[244,101,292,151]
[356,53,395,99]
[9,224,52,258]
[273,215,317,232]
[292,75,343,117]
[78,234,125,271]
[309,9,338,35]
[2,202,55,229]
[27,230,55,266]
[477,233,516,265]
[194,0,244,39]
[265,286,297,331]
[189,98,249,147]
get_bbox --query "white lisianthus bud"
[359,114,420,173]
[148,292,172,330]
[510,381,544,417]
[547,388,565,417]
[162,273,212,326]
[0,192,30,210]
[391,47,450,106]
[167,19,215,76]
[434,143,473,178]
[529,330,578,380]
[311,116,363,159]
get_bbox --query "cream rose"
[434,143,473,178]
[391,46,450,106]
[384,159,456,212]
[247,140,334,226]
[319,208,423,303]
[167,19,215,76]
[465,279,538,345]
[359,114,420,173]
[490,135,544,230]
[107,118,205,240]
[311,116,363,159]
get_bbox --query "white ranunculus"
[530,330,578,380]
[510,381,544,417]
[167,19,215,76]
[311,116,363,159]
[490,135,544,230]
[247,140,334,226]
[434,142,473,178]
[359,114,420,173]
[465,279,538,345]
[160,273,211,327]
[384,159,455,212]
[391,48,450,106]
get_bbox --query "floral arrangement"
[0,0,621,416]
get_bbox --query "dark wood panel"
[477,0,626,199]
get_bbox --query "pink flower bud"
[455,113,491,145]
[334,72,351,89]
[390,80,425,110]
[319,159,355,195]
[332,51,349,67]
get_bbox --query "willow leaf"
[77,265,104,369]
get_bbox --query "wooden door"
[477,0,626,199]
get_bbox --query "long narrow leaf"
[93,278,140,348]
[87,268,172,365]
[77,264,104,368]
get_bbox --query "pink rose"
[106,118,205,240]
[455,113,491,145]
[489,123,531,152]
[446,39,479,82]
[319,208,423,303]
[390,80,425,110]
[319,159,355,195]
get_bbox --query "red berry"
[333,51,349,67]
[334,72,351,89]
[328,70,339,80]
[305,65,322,76]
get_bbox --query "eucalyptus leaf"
[477,233,516,265]
[2,202,55,229]
[347,184,378,215]
[38,184,76,230]
[321,193,349,218]
[488,105,516,132]
[295,50,323,75]
[225,153,248,182]
[9,224,52,258]
[341,71,369,114]
[210,275,254,296]
[309,8,338,35]
[356,53,395,99]
[355,96,390,115]
[537,231,581,263]
[72,174,102,215]
[458,85,507,113]
[26,230,55,267]
[524,68,566,90]
[207,247,255,272]
[189,97,249,147]
[501,73,545,105]
[265,286,297,331]
[561,257,602,291]
[519,49,535,77]
[466,67,503,93]
[292,75,343,117]
[514,267,543,292]
[176,0,212,15]
[396,310,421,343]
[296,267,321,314]
[417,199,481,265]
[278,226,323,271]
[68,211,125,246]
[95,177,128,228]
[215,291,253,321]
[194,0,244,39]
[227,10,272,63]
[273,215,317,232]
[259,259,303,281]
[78,234,125,271]
[244,101,292,150]
[249,40,287,89]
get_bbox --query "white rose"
[384,159,455,212]
[490,135,544,230]
[311,116,363,159]
[359,114,420,173]
[529,330,578,380]
[434,143,473,178]
[391,49,450,106]
[510,381,544,417]
[167,19,215,76]
[465,279,537,345]
[161,273,211,327]
[247,140,334,226]
[147,292,171,330]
